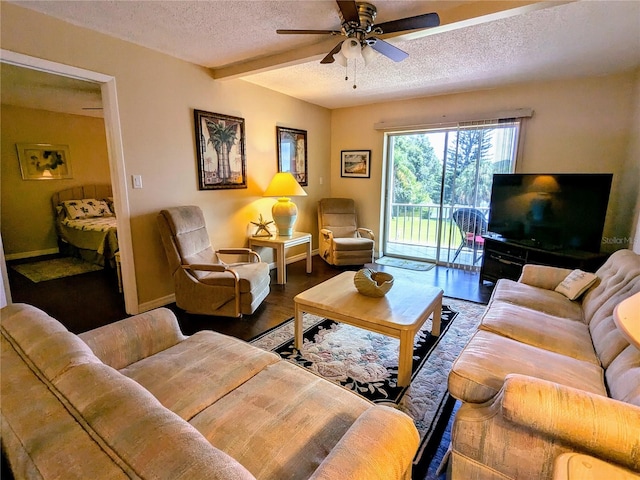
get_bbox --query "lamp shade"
[263,172,307,237]
[341,38,362,59]
[263,172,307,198]
[362,45,377,66]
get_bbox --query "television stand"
[480,236,609,284]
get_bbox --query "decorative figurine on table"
[251,214,274,237]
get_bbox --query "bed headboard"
[51,185,113,210]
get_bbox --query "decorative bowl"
[353,269,394,297]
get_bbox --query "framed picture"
[17,143,72,180]
[341,150,371,178]
[194,109,247,190]
[276,126,307,186]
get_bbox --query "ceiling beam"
[211,0,571,80]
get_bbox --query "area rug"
[11,257,102,283]
[250,297,486,478]
[376,256,436,271]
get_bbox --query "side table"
[249,232,312,284]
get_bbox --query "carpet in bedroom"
[250,297,485,479]
[10,257,103,283]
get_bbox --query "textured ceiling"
[3,0,640,112]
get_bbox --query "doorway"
[383,119,522,270]
[0,50,138,314]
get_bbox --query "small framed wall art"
[194,109,247,190]
[17,143,72,180]
[341,150,371,178]
[276,126,307,186]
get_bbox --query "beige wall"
[1,3,331,310]
[1,104,110,258]
[331,70,640,256]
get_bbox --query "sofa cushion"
[479,301,599,365]
[581,250,640,368]
[606,345,640,406]
[490,279,584,321]
[120,330,280,420]
[1,335,130,480]
[54,363,256,479]
[332,237,375,251]
[448,330,606,404]
[198,261,270,293]
[190,360,381,479]
[2,304,255,480]
[79,308,187,370]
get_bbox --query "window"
[383,118,523,270]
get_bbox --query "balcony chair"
[317,198,375,266]
[451,207,488,265]
[157,205,270,317]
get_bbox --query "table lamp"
[263,172,307,237]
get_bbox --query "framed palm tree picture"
[194,109,247,190]
[276,126,307,186]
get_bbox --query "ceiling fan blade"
[320,42,344,64]
[336,0,359,24]
[375,12,440,34]
[370,39,408,62]
[277,29,341,35]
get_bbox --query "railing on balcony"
[386,203,490,268]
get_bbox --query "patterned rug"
[11,257,102,283]
[376,256,436,271]
[250,297,485,478]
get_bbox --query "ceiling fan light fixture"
[361,44,377,66]
[341,38,362,59]
[335,51,348,67]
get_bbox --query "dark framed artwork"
[341,150,371,178]
[276,126,307,186]
[194,109,246,190]
[17,143,72,180]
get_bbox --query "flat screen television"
[487,173,613,253]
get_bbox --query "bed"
[51,185,118,267]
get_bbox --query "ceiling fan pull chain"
[353,60,357,89]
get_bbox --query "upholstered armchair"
[317,198,375,266]
[157,206,270,317]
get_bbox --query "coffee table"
[294,271,443,387]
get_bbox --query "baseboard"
[5,248,59,261]
[138,293,176,313]
[285,249,318,266]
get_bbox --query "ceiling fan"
[277,0,440,64]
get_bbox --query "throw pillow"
[554,269,598,300]
[62,199,113,219]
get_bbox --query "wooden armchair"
[157,206,270,317]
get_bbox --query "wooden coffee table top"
[294,271,443,331]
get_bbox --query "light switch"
[132,175,143,189]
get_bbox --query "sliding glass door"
[383,119,521,269]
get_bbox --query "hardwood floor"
[7,254,492,337]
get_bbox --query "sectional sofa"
[1,303,419,479]
[448,248,640,479]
